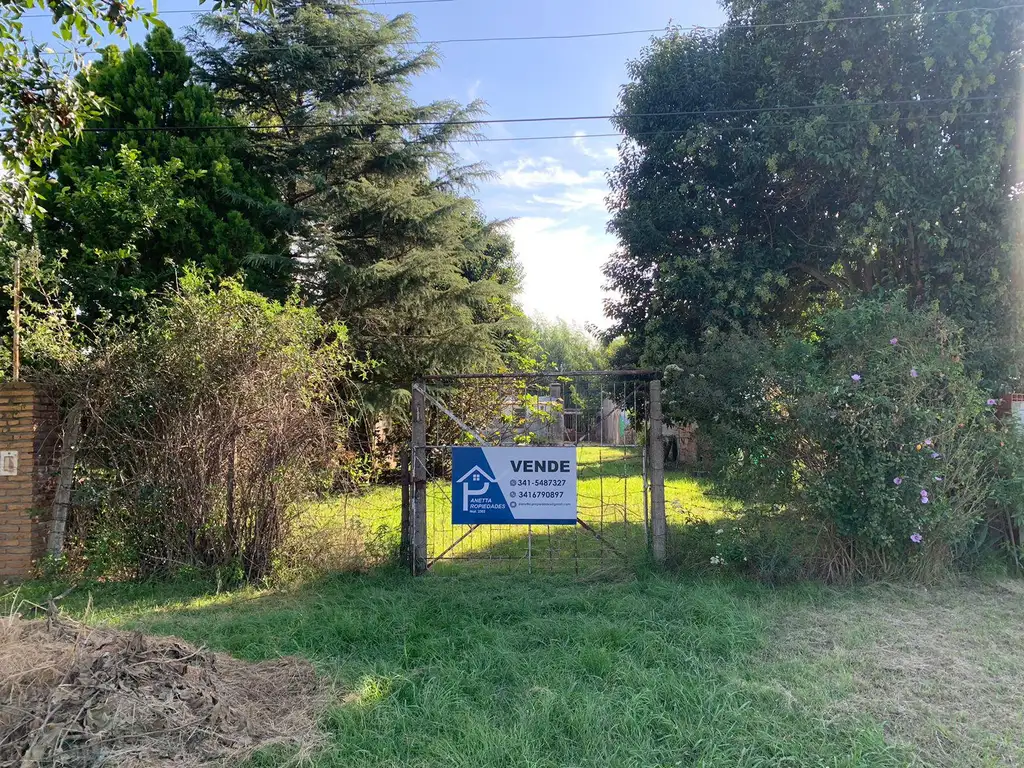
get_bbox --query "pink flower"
[893,477,903,486]
[910,368,919,378]
[890,338,899,345]
[987,399,998,406]
[911,533,923,543]
[921,496,930,504]
[851,373,862,382]
[924,438,933,446]
[920,489,929,498]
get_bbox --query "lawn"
[11,572,1024,767]
[11,456,1024,767]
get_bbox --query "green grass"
[12,572,916,768]
[16,454,1023,766]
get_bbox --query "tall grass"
[13,573,912,767]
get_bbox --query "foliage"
[36,27,288,327]
[0,0,267,230]
[530,316,610,372]
[526,317,628,426]
[664,298,1019,580]
[192,0,524,393]
[984,426,1024,572]
[69,273,358,583]
[606,0,1024,384]
[0,0,152,227]
[0,240,83,380]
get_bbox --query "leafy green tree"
[606,0,1024,382]
[192,0,523,390]
[531,316,609,372]
[39,26,288,325]
[1,0,151,228]
[0,0,266,230]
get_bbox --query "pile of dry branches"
[0,615,325,767]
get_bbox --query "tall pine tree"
[192,0,523,392]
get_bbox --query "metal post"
[642,440,650,544]
[411,382,428,575]
[399,446,411,569]
[12,252,20,382]
[649,379,667,565]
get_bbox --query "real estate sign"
[451,446,577,525]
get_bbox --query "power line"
[30,3,1024,55]
[36,25,672,57]
[724,2,1024,31]
[77,95,1009,134]
[443,113,1009,144]
[66,110,1008,150]
[21,0,454,18]
[24,1,1024,23]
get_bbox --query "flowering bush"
[665,298,1019,580]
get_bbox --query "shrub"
[666,297,1019,581]
[69,273,360,583]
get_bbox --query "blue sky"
[27,0,727,328]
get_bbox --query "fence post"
[399,446,411,569]
[649,378,667,565]
[411,381,428,575]
[47,401,82,558]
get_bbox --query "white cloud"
[510,217,615,330]
[498,157,605,189]
[531,187,608,213]
[572,131,619,163]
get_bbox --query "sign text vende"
[452,446,578,525]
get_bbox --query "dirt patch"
[0,615,326,767]
[778,582,1024,767]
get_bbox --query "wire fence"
[413,372,659,574]
[287,372,739,576]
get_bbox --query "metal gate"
[402,371,666,574]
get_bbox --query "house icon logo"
[455,464,497,512]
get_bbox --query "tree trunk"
[47,402,83,558]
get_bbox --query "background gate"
[403,371,666,574]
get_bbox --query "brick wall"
[0,384,58,582]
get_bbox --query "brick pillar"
[0,384,58,582]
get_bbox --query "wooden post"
[649,379,666,565]
[399,446,411,569]
[12,252,20,382]
[47,401,82,557]
[411,382,428,575]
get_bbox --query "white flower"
[716,529,724,535]
[710,555,725,566]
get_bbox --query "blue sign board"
[452,446,577,525]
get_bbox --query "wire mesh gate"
[403,371,667,574]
